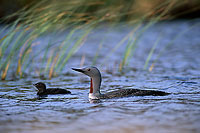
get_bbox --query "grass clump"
[0,0,199,80]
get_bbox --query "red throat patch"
[90,78,93,93]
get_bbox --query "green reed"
[0,0,198,80]
[149,22,200,71]
[118,0,183,72]
[0,0,95,79]
[143,34,162,71]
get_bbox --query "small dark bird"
[33,82,71,96]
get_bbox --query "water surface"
[0,20,200,133]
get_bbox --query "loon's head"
[72,66,101,78]
[72,66,102,99]
[33,82,46,92]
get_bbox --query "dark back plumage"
[100,89,169,99]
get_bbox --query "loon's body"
[99,89,168,99]
[72,66,169,99]
[33,82,71,96]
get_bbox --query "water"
[1,20,200,133]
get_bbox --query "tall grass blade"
[54,28,77,69]
[143,34,162,70]
[151,22,200,69]
[57,27,92,73]
[92,39,103,65]
[1,61,10,80]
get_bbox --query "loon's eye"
[88,69,90,71]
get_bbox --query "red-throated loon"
[72,66,169,99]
[33,82,71,96]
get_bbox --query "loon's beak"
[71,68,85,73]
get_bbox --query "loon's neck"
[89,76,101,99]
